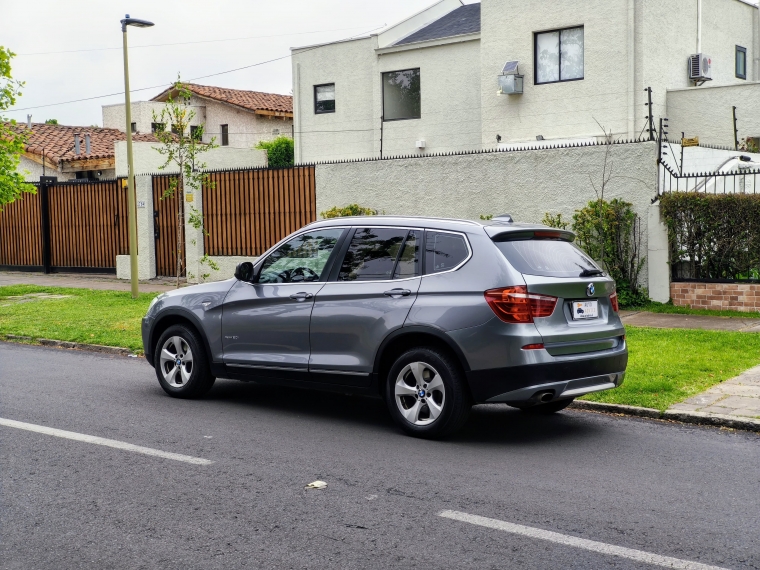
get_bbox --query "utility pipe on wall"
[696,0,702,54]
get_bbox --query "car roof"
[306,215,485,233]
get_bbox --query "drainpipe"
[696,0,702,54]
[627,0,635,139]
[755,4,760,81]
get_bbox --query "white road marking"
[438,510,728,570]
[0,417,213,466]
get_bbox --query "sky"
[1,0,456,127]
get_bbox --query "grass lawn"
[627,301,760,319]
[582,326,760,410]
[2,285,760,412]
[0,285,157,353]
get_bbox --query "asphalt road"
[1,342,759,569]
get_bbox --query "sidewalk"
[620,310,760,332]
[668,365,760,421]
[0,271,180,294]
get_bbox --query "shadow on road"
[197,379,604,447]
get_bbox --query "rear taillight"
[484,286,558,324]
[522,343,545,350]
[609,292,619,312]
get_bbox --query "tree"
[255,136,294,168]
[0,46,34,210]
[152,78,219,286]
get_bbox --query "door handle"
[289,292,314,301]
[384,288,411,297]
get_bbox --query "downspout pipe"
[755,3,760,81]
[696,0,702,54]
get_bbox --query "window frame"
[422,229,473,276]
[252,227,348,285]
[533,25,585,86]
[220,124,229,146]
[314,83,336,115]
[381,68,422,122]
[327,226,424,283]
[151,122,165,133]
[736,45,747,80]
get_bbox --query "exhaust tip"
[539,392,554,403]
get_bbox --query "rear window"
[425,231,469,274]
[494,238,601,278]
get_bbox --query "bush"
[541,212,570,230]
[572,199,647,307]
[320,204,377,219]
[255,136,294,169]
[660,192,760,282]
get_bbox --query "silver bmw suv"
[142,215,627,438]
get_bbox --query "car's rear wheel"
[385,347,471,439]
[154,325,215,399]
[519,398,574,414]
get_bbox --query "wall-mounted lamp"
[536,135,544,141]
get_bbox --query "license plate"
[572,300,598,320]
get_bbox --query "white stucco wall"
[293,34,481,162]
[17,156,76,182]
[315,141,658,288]
[102,101,203,134]
[114,141,267,177]
[666,83,760,147]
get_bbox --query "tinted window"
[494,239,600,278]
[258,229,343,283]
[382,69,421,121]
[315,84,335,113]
[338,228,408,281]
[425,232,469,274]
[393,230,421,279]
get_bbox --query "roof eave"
[377,31,480,54]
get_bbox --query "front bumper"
[466,349,628,403]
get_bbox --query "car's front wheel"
[385,347,471,439]
[154,325,215,398]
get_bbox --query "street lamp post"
[121,14,154,300]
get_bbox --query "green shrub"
[573,199,647,307]
[320,204,378,219]
[255,136,294,169]
[660,192,760,282]
[541,212,570,230]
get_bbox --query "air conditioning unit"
[688,53,712,82]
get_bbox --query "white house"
[103,83,294,150]
[292,0,760,163]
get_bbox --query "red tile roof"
[7,122,157,164]
[152,83,293,115]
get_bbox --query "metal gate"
[152,175,185,278]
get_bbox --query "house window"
[314,84,335,114]
[736,46,747,80]
[130,122,136,133]
[534,26,584,84]
[151,122,165,133]
[382,69,421,121]
[221,124,229,146]
[190,125,202,140]
[171,124,180,135]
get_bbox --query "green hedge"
[660,192,760,281]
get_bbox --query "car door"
[308,227,422,385]
[222,227,346,375]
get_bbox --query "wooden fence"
[203,166,317,257]
[152,175,184,278]
[0,179,129,273]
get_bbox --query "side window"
[338,228,409,281]
[393,230,421,279]
[258,229,343,284]
[424,231,469,274]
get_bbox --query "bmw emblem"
[419,390,426,398]
[586,283,595,297]
[176,358,182,366]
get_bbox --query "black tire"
[519,398,574,414]
[154,324,215,399]
[385,347,471,439]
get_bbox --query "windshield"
[493,238,602,278]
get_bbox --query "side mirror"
[234,262,254,282]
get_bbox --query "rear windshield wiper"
[579,268,604,277]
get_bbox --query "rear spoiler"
[485,227,575,242]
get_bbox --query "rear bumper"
[466,349,628,403]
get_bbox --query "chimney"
[26,115,32,129]
[85,134,91,155]
[74,133,80,155]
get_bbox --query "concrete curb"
[570,400,760,433]
[1,335,137,357]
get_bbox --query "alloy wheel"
[159,336,194,388]
[394,361,445,426]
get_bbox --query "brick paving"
[620,310,760,332]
